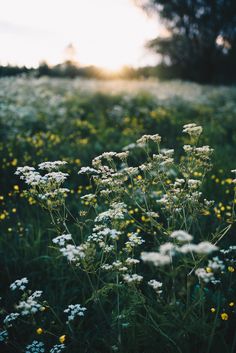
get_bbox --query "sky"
[0,0,161,70]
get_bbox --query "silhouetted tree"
[137,0,236,83]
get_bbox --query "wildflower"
[123,274,143,284]
[221,313,228,321]
[10,277,28,291]
[183,123,203,137]
[194,242,218,254]
[36,328,43,335]
[228,266,234,272]
[64,304,87,322]
[38,161,67,171]
[3,313,20,327]
[207,257,225,271]
[159,242,177,256]
[60,244,85,262]
[125,258,140,265]
[141,252,171,266]
[170,230,193,243]
[52,234,72,247]
[16,290,43,315]
[148,280,163,294]
[210,308,216,313]
[59,335,66,344]
[229,302,234,307]
[50,344,66,353]
[195,268,215,283]
[78,166,100,175]
[25,340,45,353]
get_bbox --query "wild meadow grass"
[0,78,236,352]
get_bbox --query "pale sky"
[0,0,161,70]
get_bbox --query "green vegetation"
[0,77,235,352]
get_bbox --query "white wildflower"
[123,274,143,284]
[170,230,193,243]
[64,304,87,322]
[148,280,163,294]
[52,234,72,247]
[141,252,171,266]
[10,277,28,291]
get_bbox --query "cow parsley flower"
[52,234,72,247]
[195,268,215,283]
[123,274,143,284]
[183,123,203,137]
[50,344,66,353]
[3,313,20,327]
[10,277,28,291]
[141,252,171,266]
[64,304,87,322]
[16,291,43,316]
[38,161,67,171]
[170,230,193,243]
[25,340,45,353]
[148,280,163,294]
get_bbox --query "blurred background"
[1,0,236,83]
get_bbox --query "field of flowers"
[0,77,236,353]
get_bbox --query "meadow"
[0,77,236,353]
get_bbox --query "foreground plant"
[2,123,235,353]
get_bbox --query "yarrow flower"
[38,161,67,171]
[52,234,72,247]
[148,280,163,294]
[170,230,193,243]
[64,304,87,322]
[10,277,28,291]
[16,291,43,316]
[25,340,45,353]
[141,252,171,266]
[183,123,203,137]
[50,344,66,353]
[3,313,20,327]
[123,274,143,284]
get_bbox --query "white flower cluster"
[195,268,215,283]
[10,277,28,291]
[52,234,72,247]
[25,340,45,353]
[141,252,171,266]
[141,229,218,267]
[208,256,225,271]
[38,161,67,171]
[125,257,140,265]
[123,274,143,284]
[15,162,69,206]
[125,233,145,249]
[87,225,121,249]
[16,290,43,316]
[60,244,86,263]
[3,313,20,327]
[148,280,163,294]
[52,232,87,263]
[95,202,127,222]
[50,344,66,353]
[178,241,218,254]
[183,123,203,137]
[170,230,193,243]
[137,134,161,146]
[78,166,100,175]
[64,304,87,322]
